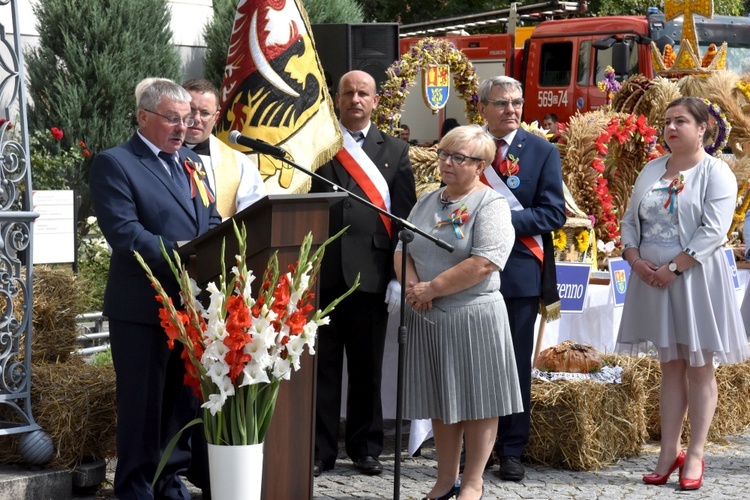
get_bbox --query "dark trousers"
[315,287,388,466]
[110,319,197,500]
[496,296,538,458]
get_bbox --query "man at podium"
[90,78,221,499]
[310,70,416,476]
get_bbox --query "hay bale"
[16,266,85,363]
[603,354,662,440]
[0,359,117,468]
[526,358,647,470]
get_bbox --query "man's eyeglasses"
[436,149,482,165]
[487,98,525,109]
[191,109,218,120]
[144,109,196,127]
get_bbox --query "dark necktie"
[492,139,506,176]
[158,151,195,218]
[350,130,365,145]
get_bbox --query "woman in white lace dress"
[617,97,749,491]
[395,125,522,500]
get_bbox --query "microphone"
[228,130,287,159]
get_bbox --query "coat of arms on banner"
[423,65,450,111]
[216,0,341,194]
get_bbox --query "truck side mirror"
[611,42,631,76]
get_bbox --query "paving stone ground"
[79,425,749,499]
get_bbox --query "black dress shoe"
[495,455,524,481]
[353,455,383,475]
[313,459,333,477]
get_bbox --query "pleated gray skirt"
[403,295,523,425]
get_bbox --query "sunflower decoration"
[575,229,591,253]
[373,37,482,133]
[553,229,567,252]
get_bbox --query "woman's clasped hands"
[633,259,677,289]
[406,280,434,311]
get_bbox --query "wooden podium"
[180,192,346,499]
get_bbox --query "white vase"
[207,442,264,500]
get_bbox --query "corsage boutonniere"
[435,203,470,239]
[500,154,521,189]
[499,154,520,177]
[184,158,215,207]
[655,173,684,213]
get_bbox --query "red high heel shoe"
[679,459,705,490]
[642,450,686,485]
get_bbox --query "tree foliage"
[595,0,744,16]
[25,0,181,220]
[361,0,504,24]
[303,0,364,24]
[203,0,239,90]
[203,0,364,93]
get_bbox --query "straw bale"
[526,358,647,470]
[13,266,85,363]
[0,359,117,468]
[602,354,662,440]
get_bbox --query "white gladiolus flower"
[202,393,226,416]
[272,357,292,380]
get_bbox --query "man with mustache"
[310,70,416,477]
[90,78,221,499]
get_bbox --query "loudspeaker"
[311,23,400,95]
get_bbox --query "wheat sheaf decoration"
[561,110,659,246]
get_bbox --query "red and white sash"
[334,129,392,238]
[481,164,544,263]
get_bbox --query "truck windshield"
[594,38,639,84]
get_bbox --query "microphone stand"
[266,150,453,500]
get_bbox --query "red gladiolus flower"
[50,127,64,141]
[78,140,86,148]
[226,295,251,332]
[271,275,291,316]
[83,149,91,157]
[0,118,12,130]
[286,303,314,335]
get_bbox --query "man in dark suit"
[311,70,416,477]
[90,78,221,499]
[477,76,566,481]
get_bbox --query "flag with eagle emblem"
[216,0,342,194]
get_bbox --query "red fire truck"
[398,2,750,144]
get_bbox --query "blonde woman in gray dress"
[617,97,749,490]
[395,125,522,500]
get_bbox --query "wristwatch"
[668,261,682,276]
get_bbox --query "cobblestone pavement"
[81,429,749,499]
